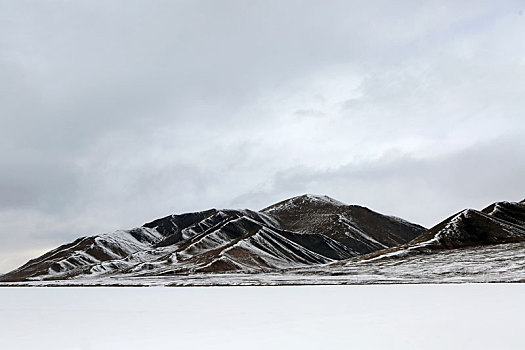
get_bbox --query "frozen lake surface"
[1,284,524,349]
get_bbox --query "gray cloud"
[0,151,78,210]
[1,0,524,272]
[232,137,525,227]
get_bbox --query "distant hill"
[350,199,525,263]
[411,200,525,248]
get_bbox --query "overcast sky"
[1,0,525,272]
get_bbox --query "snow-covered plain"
[1,284,524,350]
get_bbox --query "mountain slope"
[411,201,525,248]
[0,194,426,282]
[264,194,424,254]
[349,200,525,264]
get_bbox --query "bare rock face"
[0,194,426,282]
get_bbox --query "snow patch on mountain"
[262,194,345,213]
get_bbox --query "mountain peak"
[262,194,346,213]
[303,194,346,205]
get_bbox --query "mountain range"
[1,195,524,284]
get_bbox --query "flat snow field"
[1,284,524,349]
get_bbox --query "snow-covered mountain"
[349,199,525,263]
[412,201,525,248]
[0,194,425,282]
[5,196,523,285]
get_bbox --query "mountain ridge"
[343,199,525,264]
[4,195,524,284]
[0,194,425,282]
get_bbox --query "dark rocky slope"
[350,199,525,263]
[411,201,525,248]
[263,195,424,254]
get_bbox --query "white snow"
[304,194,346,206]
[1,284,524,350]
[263,194,346,212]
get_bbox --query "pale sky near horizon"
[1,0,525,272]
